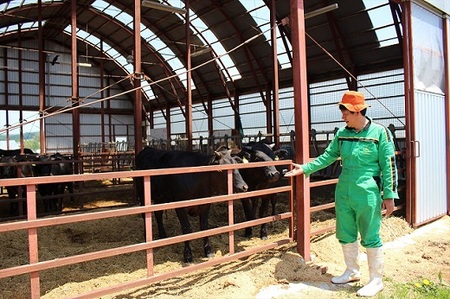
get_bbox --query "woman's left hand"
[382,199,395,217]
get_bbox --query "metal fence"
[0,160,293,299]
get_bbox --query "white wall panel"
[79,76,101,87]
[45,116,73,135]
[80,114,102,123]
[5,71,18,81]
[82,97,102,109]
[80,87,102,96]
[80,136,103,144]
[110,114,134,124]
[23,95,40,107]
[414,91,447,223]
[45,112,73,153]
[21,84,40,98]
[80,124,102,136]
[113,126,131,136]
[5,94,19,106]
[47,72,72,86]
[46,84,72,97]
[80,114,103,138]
[108,87,133,109]
[109,114,134,138]
[5,82,19,93]
[22,72,39,83]
[45,136,73,153]
[411,3,447,224]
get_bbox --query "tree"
[23,132,40,153]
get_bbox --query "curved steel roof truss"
[0,0,404,114]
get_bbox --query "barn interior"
[0,1,449,298]
[0,0,405,154]
[0,0,413,218]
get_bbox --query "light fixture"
[126,54,134,64]
[48,55,92,68]
[142,0,186,14]
[80,37,92,68]
[77,62,92,68]
[304,3,339,19]
[191,47,212,57]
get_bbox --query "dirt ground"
[103,215,450,299]
[0,181,449,299]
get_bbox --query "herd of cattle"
[1,140,290,263]
[0,149,74,216]
[135,140,289,263]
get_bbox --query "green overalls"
[302,117,399,248]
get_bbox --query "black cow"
[0,152,38,216]
[50,153,75,202]
[34,153,74,213]
[235,140,288,240]
[135,146,248,263]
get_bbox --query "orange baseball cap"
[338,91,369,112]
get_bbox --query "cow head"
[1,155,37,179]
[241,140,280,183]
[49,153,73,175]
[272,148,290,177]
[273,148,290,161]
[0,156,15,179]
[16,155,37,178]
[213,146,248,193]
[34,155,53,177]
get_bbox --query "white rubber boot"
[331,241,361,284]
[357,247,384,297]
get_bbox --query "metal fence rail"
[0,160,293,299]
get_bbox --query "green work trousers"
[335,169,382,248]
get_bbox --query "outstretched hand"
[284,163,304,177]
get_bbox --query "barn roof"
[0,0,403,112]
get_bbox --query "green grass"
[379,272,450,299]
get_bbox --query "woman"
[285,90,398,297]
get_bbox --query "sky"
[0,110,41,135]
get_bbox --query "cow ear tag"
[243,157,249,163]
[275,156,279,161]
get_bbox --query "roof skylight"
[239,1,291,69]
[94,0,197,92]
[0,21,40,36]
[0,0,64,12]
[363,0,400,47]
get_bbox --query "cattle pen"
[0,159,295,299]
[1,0,450,297]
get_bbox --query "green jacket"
[302,117,399,200]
